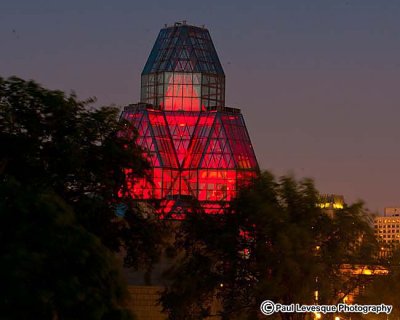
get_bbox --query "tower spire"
[141,23,225,111]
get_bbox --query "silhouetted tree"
[161,172,378,320]
[0,76,165,319]
[357,249,400,320]
[0,179,134,319]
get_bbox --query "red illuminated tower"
[121,22,258,216]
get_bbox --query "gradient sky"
[2,0,400,213]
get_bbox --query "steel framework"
[121,22,258,216]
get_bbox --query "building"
[120,22,259,216]
[374,208,400,245]
[373,207,400,260]
[318,194,344,210]
[120,22,259,318]
[318,194,344,217]
[384,207,400,217]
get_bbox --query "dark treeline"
[0,77,396,320]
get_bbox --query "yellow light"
[315,312,322,319]
[335,316,340,320]
[333,202,343,209]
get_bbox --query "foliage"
[0,76,165,318]
[0,178,134,320]
[358,250,400,320]
[160,172,378,320]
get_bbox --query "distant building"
[374,211,400,245]
[317,194,376,226]
[373,207,400,260]
[384,207,400,217]
[318,194,344,209]
[318,194,344,217]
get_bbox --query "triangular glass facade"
[121,22,258,215]
[141,23,225,111]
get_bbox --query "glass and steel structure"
[141,22,225,111]
[121,22,258,216]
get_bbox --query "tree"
[0,76,165,319]
[357,250,400,320]
[0,178,133,320]
[160,172,378,320]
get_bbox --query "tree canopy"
[0,76,164,319]
[0,178,133,320]
[161,172,378,320]
[358,250,400,320]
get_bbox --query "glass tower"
[121,22,258,217]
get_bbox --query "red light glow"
[162,74,204,112]
[122,78,257,214]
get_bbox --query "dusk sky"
[2,0,400,213]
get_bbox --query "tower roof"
[142,22,224,75]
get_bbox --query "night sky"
[2,0,400,213]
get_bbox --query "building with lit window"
[317,194,344,218]
[374,207,400,245]
[120,22,259,216]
